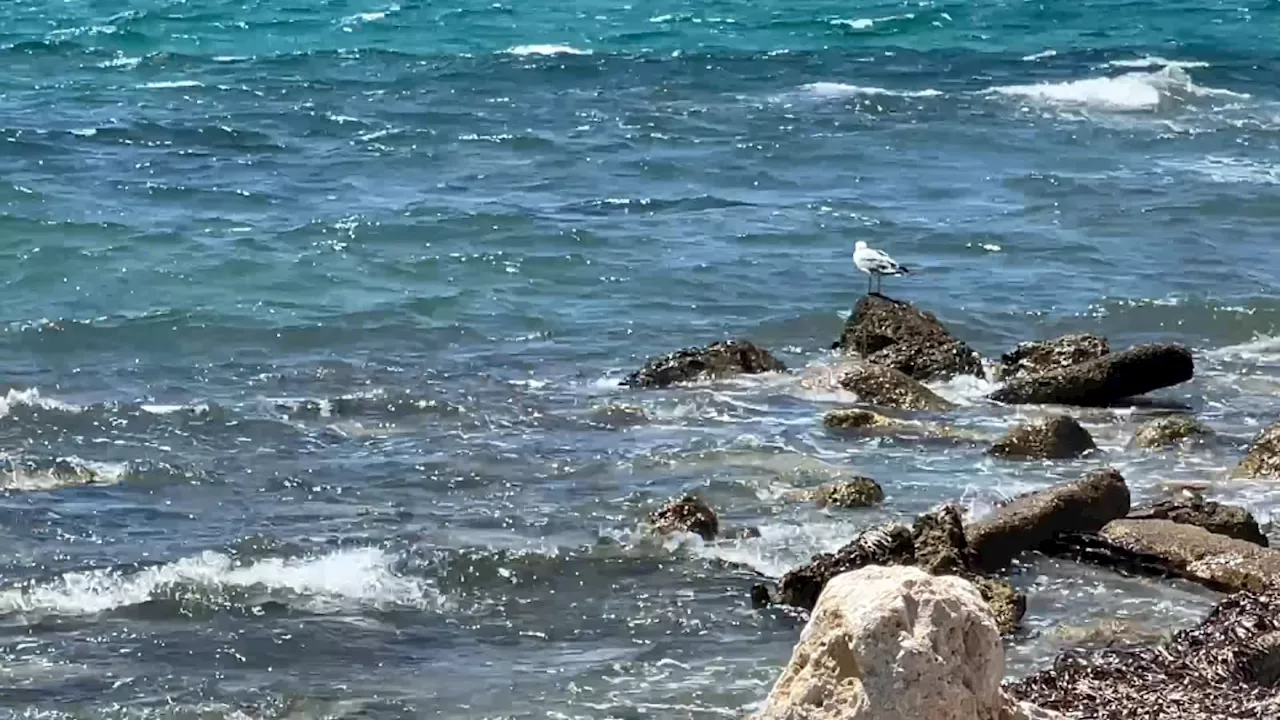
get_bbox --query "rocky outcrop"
[1128,493,1267,546]
[833,294,984,381]
[988,343,1194,407]
[1234,420,1280,479]
[648,494,718,540]
[752,524,916,611]
[623,340,785,389]
[1007,589,1280,719]
[912,505,971,574]
[838,362,953,411]
[1134,414,1210,449]
[822,408,898,429]
[995,334,1110,382]
[756,566,1061,720]
[1046,519,1280,594]
[810,478,885,509]
[987,415,1097,460]
[966,469,1131,572]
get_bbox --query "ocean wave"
[137,79,205,89]
[988,66,1246,113]
[504,44,591,57]
[0,547,439,619]
[1165,156,1280,186]
[0,388,81,418]
[1022,49,1058,62]
[829,13,916,31]
[0,455,128,492]
[797,82,943,99]
[1105,56,1210,70]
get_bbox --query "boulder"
[648,494,718,540]
[822,408,898,430]
[988,343,1194,407]
[1134,414,1210,449]
[838,362,953,411]
[752,524,916,611]
[1047,519,1280,594]
[1007,589,1280,719]
[1234,420,1280,479]
[833,294,984,381]
[755,565,1061,720]
[811,478,885,509]
[1129,493,1267,546]
[623,340,785,389]
[969,575,1028,639]
[987,415,1097,460]
[994,334,1110,382]
[911,506,1025,635]
[966,468,1131,572]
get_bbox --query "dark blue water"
[2,1,1280,717]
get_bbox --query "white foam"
[99,55,141,69]
[1022,49,1058,61]
[1205,334,1280,361]
[1172,156,1280,186]
[0,457,127,492]
[340,3,400,25]
[989,66,1245,113]
[505,44,591,56]
[139,80,204,89]
[0,547,439,618]
[800,82,942,99]
[830,13,914,30]
[1106,56,1210,69]
[927,373,998,406]
[0,388,81,418]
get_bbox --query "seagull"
[853,240,910,295]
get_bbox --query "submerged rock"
[1047,519,1280,594]
[1007,589,1280,719]
[821,407,899,429]
[810,478,885,509]
[966,468,1131,572]
[1134,414,1211,449]
[1234,420,1280,479]
[753,524,916,611]
[648,494,718,540]
[623,340,785,389]
[987,415,1097,460]
[1128,493,1267,546]
[988,343,1194,407]
[838,361,953,411]
[833,294,984,381]
[756,565,1060,720]
[995,334,1111,383]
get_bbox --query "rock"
[969,575,1027,638]
[1234,420,1280,479]
[966,468,1131,572]
[1129,493,1267,546]
[838,362,953,411]
[1048,519,1280,594]
[988,343,1194,407]
[1134,413,1210,449]
[912,505,971,575]
[755,524,916,611]
[623,340,785,389]
[756,565,1060,720]
[821,408,898,429]
[1006,589,1280,719]
[833,294,984,381]
[987,415,1097,460]
[810,478,885,509]
[994,334,1110,383]
[648,494,718,540]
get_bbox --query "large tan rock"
[756,565,1060,720]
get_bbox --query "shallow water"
[2,0,1280,717]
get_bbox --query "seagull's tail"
[895,265,911,275]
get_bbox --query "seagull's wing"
[863,248,908,275]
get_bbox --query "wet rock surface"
[1007,589,1280,719]
[989,343,1194,407]
[1128,493,1267,546]
[821,407,898,429]
[987,415,1097,460]
[623,340,785,389]
[752,524,916,612]
[995,334,1111,383]
[648,494,719,540]
[810,478,885,509]
[1234,420,1280,479]
[833,294,984,381]
[966,468,1132,572]
[1134,413,1211,449]
[838,361,953,411]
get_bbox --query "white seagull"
[853,240,910,295]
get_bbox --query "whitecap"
[0,388,81,418]
[504,44,592,56]
[138,80,204,89]
[1022,49,1058,61]
[1106,56,1210,70]
[988,66,1245,113]
[799,82,943,99]
[1166,156,1280,186]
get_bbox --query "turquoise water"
[2,0,1280,717]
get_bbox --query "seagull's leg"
[866,273,872,295]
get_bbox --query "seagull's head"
[855,241,868,250]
